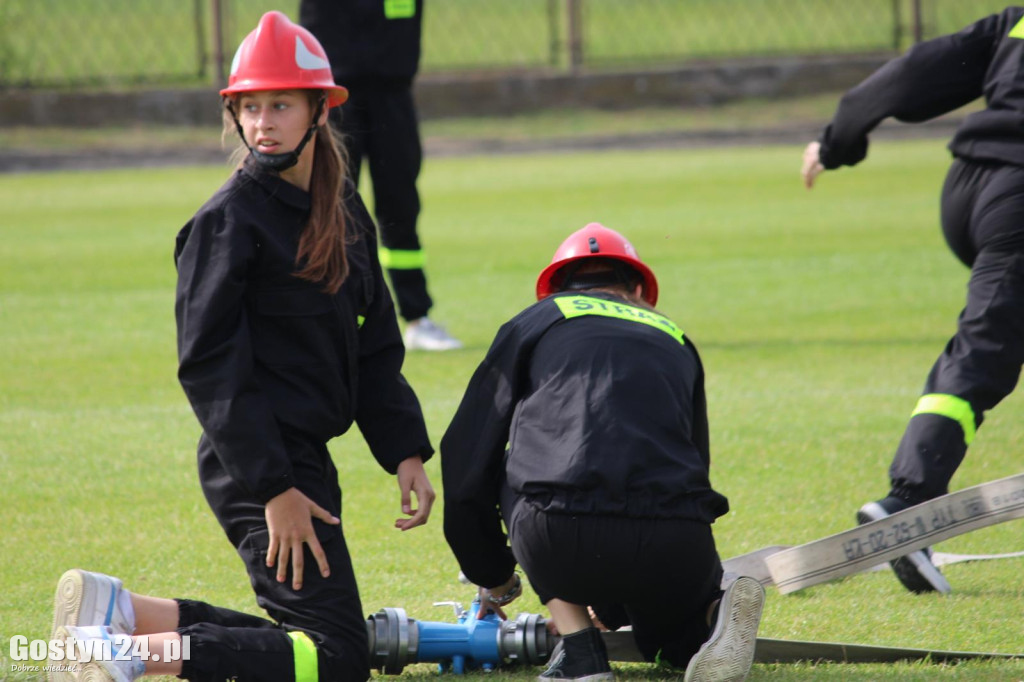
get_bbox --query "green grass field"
[1,138,1022,681]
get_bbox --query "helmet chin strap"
[225,96,326,172]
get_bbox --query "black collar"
[241,155,311,212]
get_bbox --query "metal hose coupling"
[366,604,552,675]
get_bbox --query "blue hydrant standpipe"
[366,600,552,674]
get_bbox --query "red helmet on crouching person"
[536,223,659,305]
[220,11,348,171]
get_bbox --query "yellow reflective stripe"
[911,394,976,445]
[357,314,366,328]
[1010,15,1024,39]
[379,247,425,270]
[384,0,416,19]
[288,631,318,682]
[554,295,685,345]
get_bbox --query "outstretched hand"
[265,487,340,591]
[395,455,435,530]
[801,141,825,189]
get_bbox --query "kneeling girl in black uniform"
[48,12,434,682]
[440,223,764,682]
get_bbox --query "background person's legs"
[889,162,1024,504]
[363,87,431,323]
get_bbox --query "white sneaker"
[51,570,136,641]
[51,625,143,682]
[403,317,463,351]
[684,576,764,682]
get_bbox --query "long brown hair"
[297,106,350,294]
[223,91,351,294]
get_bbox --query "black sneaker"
[684,576,764,682]
[538,627,614,682]
[856,497,951,594]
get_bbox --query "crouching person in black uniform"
[48,12,434,682]
[440,223,764,682]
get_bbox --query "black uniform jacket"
[441,291,730,588]
[819,6,1024,169]
[174,158,432,504]
[299,0,422,87]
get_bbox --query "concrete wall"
[0,55,887,127]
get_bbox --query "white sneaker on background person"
[403,317,463,351]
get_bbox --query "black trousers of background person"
[330,85,433,322]
[889,157,1024,505]
[176,432,370,682]
[507,498,723,670]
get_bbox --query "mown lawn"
[0,138,1021,681]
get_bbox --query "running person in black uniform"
[441,223,764,682]
[300,0,462,351]
[802,6,1024,594]
[48,12,434,681]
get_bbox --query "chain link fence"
[0,0,1012,89]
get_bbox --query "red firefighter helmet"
[535,223,659,305]
[220,11,348,108]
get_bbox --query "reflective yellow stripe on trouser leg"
[288,631,319,682]
[384,0,416,19]
[379,247,426,270]
[911,393,977,445]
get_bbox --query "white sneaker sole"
[48,626,77,682]
[684,576,764,682]
[49,626,132,682]
[52,570,91,638]
[51,570,131,641]
[76,663,121,682]
[536,673,614,682]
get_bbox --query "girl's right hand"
[264,487,340,590]
[801,141,825,189]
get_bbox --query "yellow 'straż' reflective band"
[911,393,977,445]
[554,295,685,345]
[1009,15,1024,39]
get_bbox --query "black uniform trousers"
[330,85,432,322]
[507,497,723,670]
[889,157,1024,504]
[177,431,370,682]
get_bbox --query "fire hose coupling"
[365,601,553,675]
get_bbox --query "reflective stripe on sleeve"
[911,393,977,445]
[553,295,685,345]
